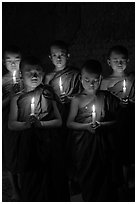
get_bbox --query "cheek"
[6,64,11,70]
[111,63,117,69]
[123,64,126,69]
[82,82,88,89]
[94,84,99,90]
[62,58,67,63]
[52,58,57,64]
[16,64,20,69]
[39,75,43,82]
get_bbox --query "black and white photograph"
[2,2,135,202]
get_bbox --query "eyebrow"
[5,56,21,59]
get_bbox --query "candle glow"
[92,104,96,125]
[13,70,17,84]
[59,77,64,94]
[123,79,126,93]
[31,97,35,115]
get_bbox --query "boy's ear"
[107,59,110,66]
[99,75,102,83]
[49,55,51,60]
[2,59,5,65]
[67,53,70,59]
[78,74,82,81]
[127,59,130,63]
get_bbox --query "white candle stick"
[59,77,65,94]
[31,97,35,115]
[123,79,126,98]
[92,104,96,125]
[123,79,126,93]
[13,70,17,84]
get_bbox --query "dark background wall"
[2,2,135,77]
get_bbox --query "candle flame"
[59,77,62,86]
[31,97,35,104]
[59,77,63,92]
[13,70,17,84]
[123,79,126,88]
[13,70,16,77]
[92,104,95,113]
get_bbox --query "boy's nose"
[11,61,15,65]
[57,56,61,60]
[90,83,94,86]
[118,60,123,65]
[32,73,37,78]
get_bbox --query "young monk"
[67,59,121,201]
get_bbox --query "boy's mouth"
[31,79,38,83]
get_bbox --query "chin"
[117,69,124,73]
[87,89,95,94]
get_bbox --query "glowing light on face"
[50,46,67,70]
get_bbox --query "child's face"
[22,64,43,89]
[108,51,128,73]
[50,46,68,70]
[81,70,101,94]
[4,52,21,73]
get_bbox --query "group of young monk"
[2,41,135,201]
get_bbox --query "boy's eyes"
[84,79,99,84]
[85,79,90,82]
[5,59,20,64]
[111,59,127,64]
[51,53,66,58]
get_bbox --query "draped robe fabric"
[69,91,120,201]
[4,83,68,201]
[2,72,23,171]
[107,73,135,165]
[48,67,82,166]
[49,66,81,100]
[15,84,57,201]
[107,73,135,102]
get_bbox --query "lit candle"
[31,97,35,115]
[123,79,126,93]
[13,70,17,84]
[59,77,65,94]
[123,79,126,98]
[92,104,96,125]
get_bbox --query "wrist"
[40,121,44,127]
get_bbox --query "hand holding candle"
[122,79,129,104]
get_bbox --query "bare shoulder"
[45,72,56,84]
[71,95,80,105]
[11,93,21,103]
[100,77,111,90]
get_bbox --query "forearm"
[100,120,116,127]
[8,121,28,131]
[40,119,62,128]
[67,121,90,131]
